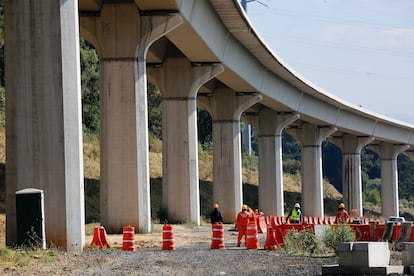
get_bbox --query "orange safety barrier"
[162,224,176,250]
[410,226,414,242]
[270,216,279,229]
[256,216,267,234]
[264,224,277,250]
[376,223,385,241]
[274,225,284,245]
[303,216,309,224]
[265,216,270,225]
[211,223,225,249]
[122,225,135,251]
[349,224,371,241]
[246,221,260,249]
[90,226,110,248]
[392,223,402,241]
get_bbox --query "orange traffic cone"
[264,224,277,250]
[122,225,136,251]
[211,222,225,249]
[90,226,110,248]
[162,224,176,250]
[98,226,110,248]
[90,226,102,247]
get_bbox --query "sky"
[243,0,414,124]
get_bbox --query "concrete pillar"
[149,57,223,224]
[370,143,409,218]
[332,135,374,217]
[5,0,84,250]
[80,3,183,232]
[288,123,337,217]
[246,109,299,216]
[199,90,262,222]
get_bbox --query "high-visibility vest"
[292,208,301,221]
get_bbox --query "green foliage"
[283,158,301,175]
[197,107,212,145]
[0,86,4,127]
[148,83,162,139]
[322,225,356,252]
[361,147,380,179]
[80,38,100,135]
[242,153,258,171]
[322,141,342,192]
[284,229,322,256]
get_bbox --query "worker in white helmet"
[286,202,302,224]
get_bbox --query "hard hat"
[294,203,300,208]
[339,203,345,209]
[213,203,219,209]
[242,204,248,210]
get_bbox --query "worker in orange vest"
[235,204,252,247]
[334,203,349,224]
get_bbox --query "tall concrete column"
[332,135,374,217]
[370,143,409,217]
[150,57,223,224]
[80,4,183,232]
[199,89,262,222]
[247,109,299,216]
[5,0,84,250]
[289,123,337,217]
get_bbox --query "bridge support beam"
[199,90,261,222]
[80,3,183,233]
[332,135,374,217]
[5,0,84,250]
[246,109,299,216]
[370,143,409,218]
[150,57,223,224]
[289,123,337,217]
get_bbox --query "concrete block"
[402,242,414,266]
[338,242,390,267]
[322,264,403,275]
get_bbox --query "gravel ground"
[0,223,407,275]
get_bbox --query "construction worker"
[210,203,223,224]
[235,204,252,247]
[286,202,302,224]
[334,203,349,224]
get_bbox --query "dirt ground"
[0,217,341,275]
[0,215,406,275]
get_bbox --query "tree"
[80,38,100,135]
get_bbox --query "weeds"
[284,228,322,256]
[322,225,356,252]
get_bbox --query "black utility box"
[16,188,46,249]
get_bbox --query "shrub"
[284,228,321,256]
[322,225,356,252]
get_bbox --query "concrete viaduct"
[4,0,414,251]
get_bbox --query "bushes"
[284,228,321,256]
[283,224,356,256]
[322,225,356,252]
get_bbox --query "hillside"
[3,131,414,223]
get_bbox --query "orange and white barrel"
[246,221,260,249]
[122,225,135,251]
[211,222,225,249]
[162,224,176,250]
